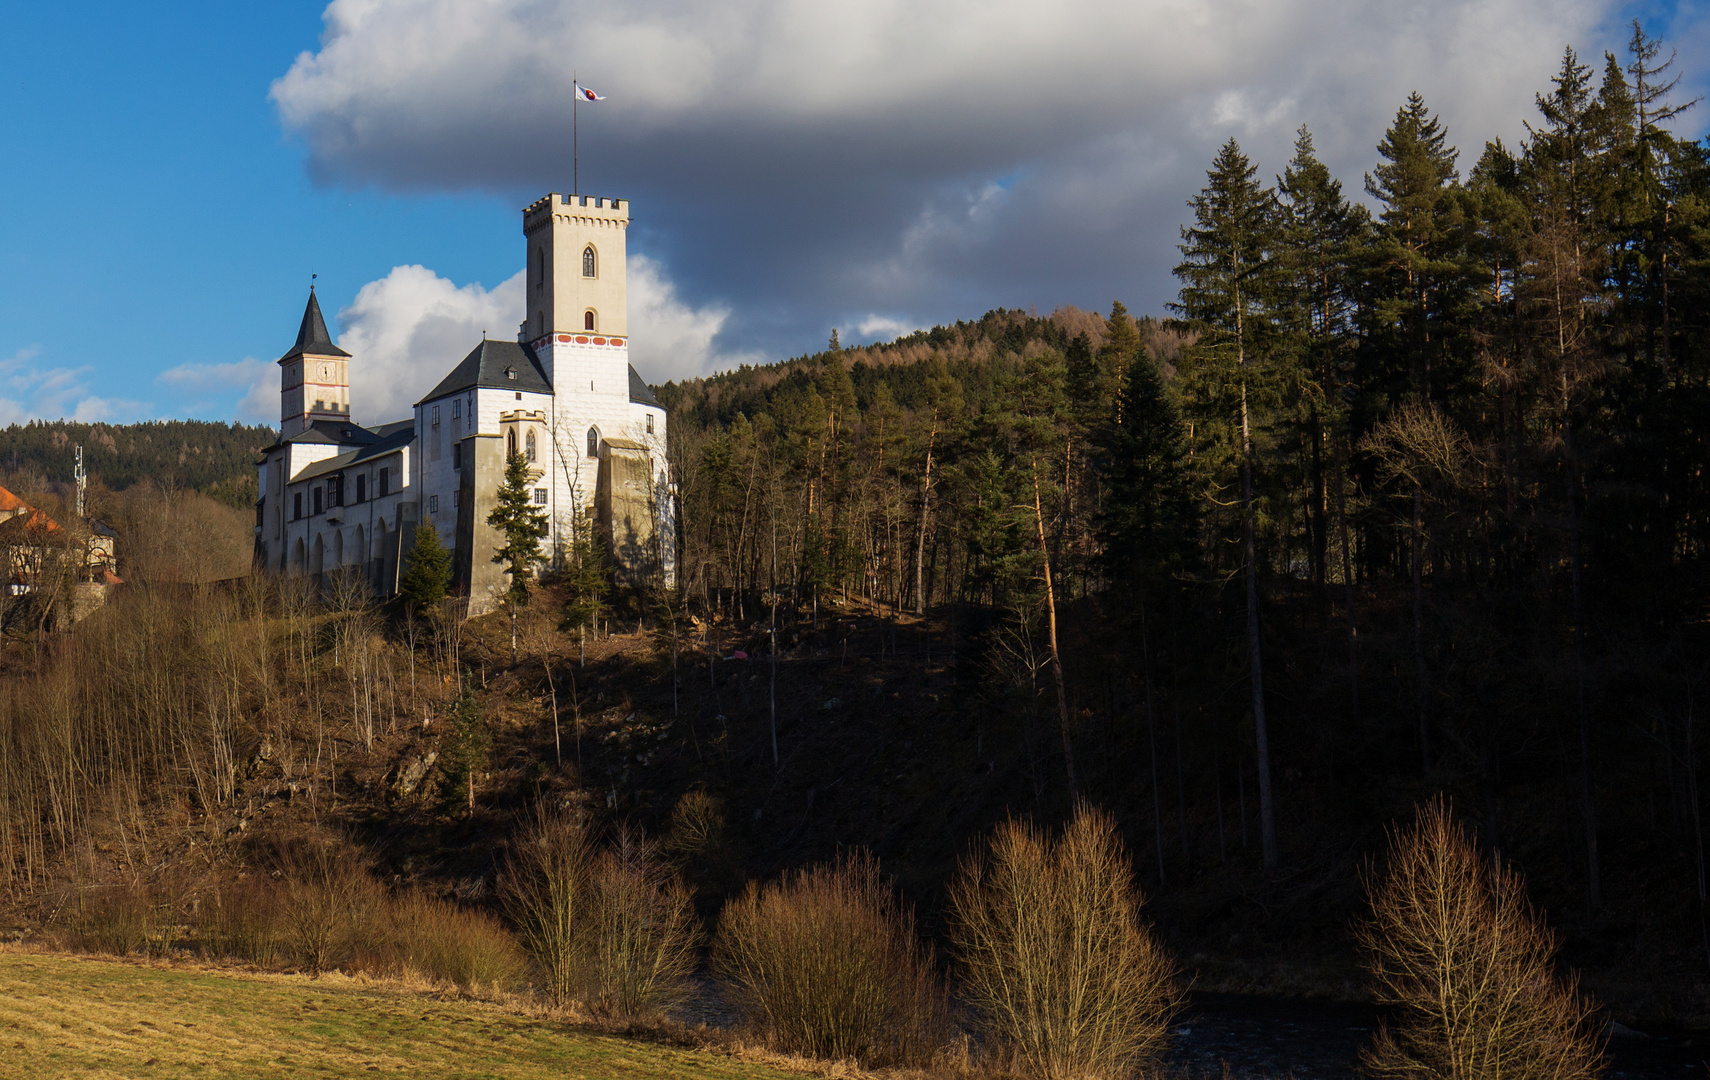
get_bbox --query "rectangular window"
[453,442,462,470]
[329,475,344,507]
[646,413,655,435]
[453,490,461,508]
[313,488,323,515]
[533,488,548,505]
[432,404,440,427]
[355,473,366,503]
[293,492,302,521]
[429,494,438,514]
[378,467,390,497]
[452,399,461,419]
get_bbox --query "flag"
[576,84,604,102]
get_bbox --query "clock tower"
[278,288,352,438]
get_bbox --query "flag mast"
[573,71,579,197]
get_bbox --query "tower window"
[584,310,595,331]
[507,430,517,458]
[583,245,596,278]
[646,413,655,435]
[586,427,600,458]
[525,429,537,462]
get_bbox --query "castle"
[254,193,674,614]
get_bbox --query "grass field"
[0,950,799,1080]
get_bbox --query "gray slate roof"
[420,340,553,403]
[291,425,413,484]
[628,365,661,407]
[279,289,351,362]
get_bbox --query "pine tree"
[488,450,550,663]
[397,520,451,614]
[1172,137,1283,872]
[1365,92,1470,403]
[1096,354,1195,597]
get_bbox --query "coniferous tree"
[1280,124,1367,709]
[397,521,452,615]
[1173,137,1283,872]
[488,450,550,664]
[1096,354,1196,596]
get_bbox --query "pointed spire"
[279,288,351,362]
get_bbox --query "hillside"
[0,951,798,1080]
[0,419,273,508]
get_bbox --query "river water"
[1166,993,1710,1078]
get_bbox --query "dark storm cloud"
[274,0,1625,366]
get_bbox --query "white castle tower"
[255,192,674,611]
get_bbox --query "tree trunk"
[1032,461,1077,800]
[1413,483,1430,771]
[914,413,937,616]
[1241,379,1279,873]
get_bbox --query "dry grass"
[0,948,803,1080]
[712,851,948,1068]
[948,807,1181,1079]
[1357,798,1607,1080]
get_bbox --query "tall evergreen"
[1173,137,1283,872]
[488,450,551,663]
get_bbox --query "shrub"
[948,807,1181,1079]
[360,890,528,992]
[582,826,701,1018]
[275,840,380,974]
[503,807,597,1002]
[502,809,700,1017]
[712,851,946,1067]
[59,882,155,956]
[1358,798,1607,1080]
[198,875,286,966]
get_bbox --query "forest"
[653,24,1710,982]
[0,418,271,508]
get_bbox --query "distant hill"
[0,419,274,508]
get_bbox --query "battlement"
[523,193,628,234]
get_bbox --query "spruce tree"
[1096,354,1195,596]
[397,520,452,614]
[1172,136,1283,872]
[488,450,550,663]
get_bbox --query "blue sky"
[1,0,1705,428]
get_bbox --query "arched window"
[582,245,596,278]
[525,429,537,462]
[507,430,517,457]
[584,310,595,331]
[586,427,600,458]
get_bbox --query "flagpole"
[573,72,579,197]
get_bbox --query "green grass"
[0,950,794,1080]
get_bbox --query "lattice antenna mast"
[74,445,87,518]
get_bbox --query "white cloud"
[0,346,151,424]
[851,315,917,342]
[329,259,746,423]
[628,255,763,381]
[335,265,524,425]
[158,357,277,423]
[271,0,1661,349]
